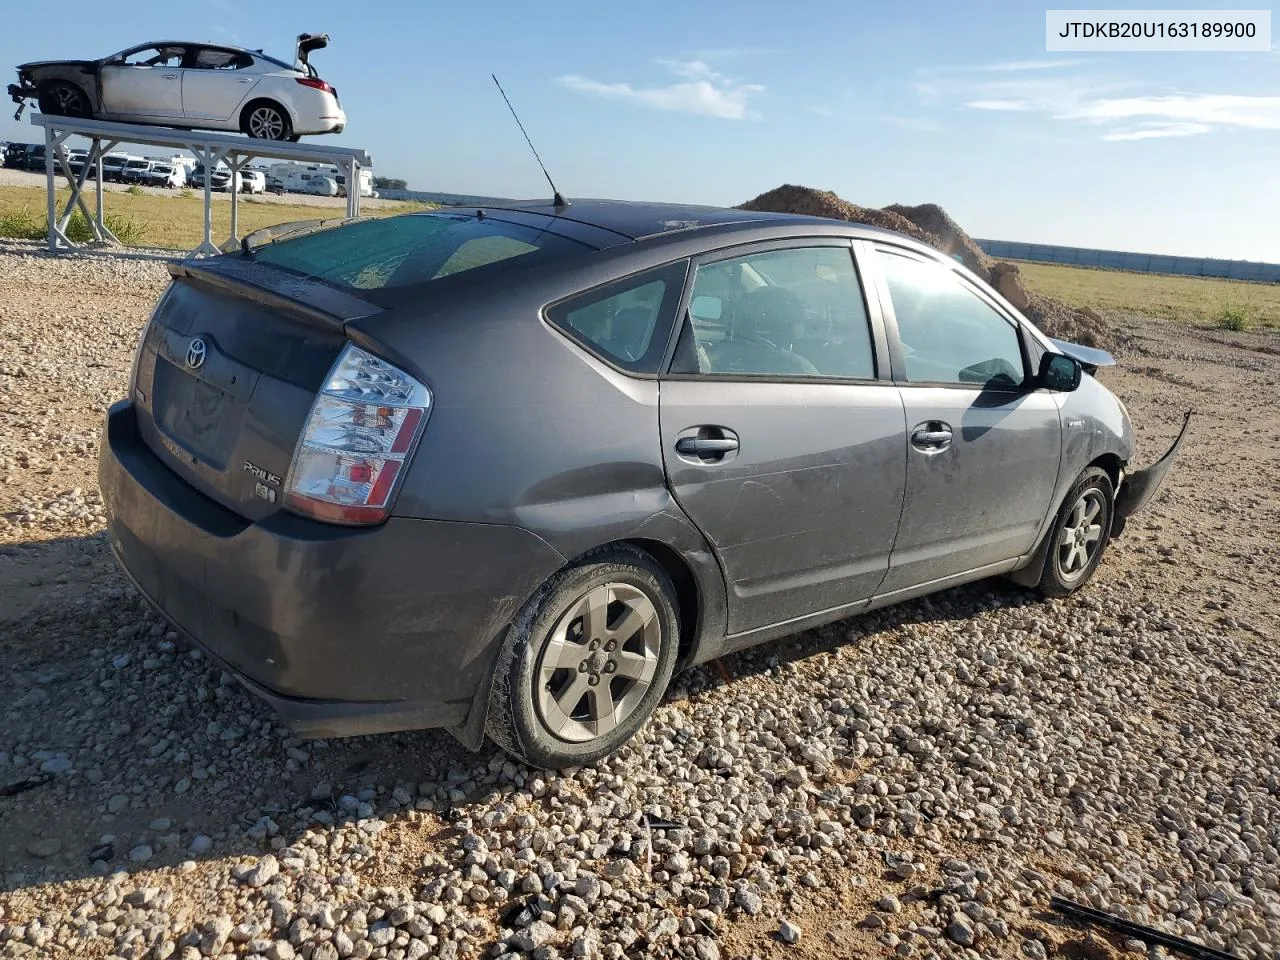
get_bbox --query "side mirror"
[690,295,722,321]
[1040,353,1082,391]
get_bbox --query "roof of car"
[468,197,913,245]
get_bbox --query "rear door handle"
[676,437,738,455]
[911,422,953,451]
[675,427,740,463]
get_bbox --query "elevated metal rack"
[29,113,372,256]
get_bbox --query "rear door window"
[670,245,877,379]
[545,261,690,374]
[251,213,592,292]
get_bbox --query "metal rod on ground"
[1049,897,1241,960]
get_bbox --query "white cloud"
[979,59,1088,72]
[965,99,1035,111]
[919,61,1280,141]
[557,60,763,120]
[1061,94,1280,131]
[1102,122,1214,141]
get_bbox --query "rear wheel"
[38,81,92,119]
[1035,467,1114,598]
[487,547,680,769]
[240,101,292,141]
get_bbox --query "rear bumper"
[8,82,36,104]
[99,400,565,739]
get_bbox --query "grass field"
[0,185,430,251]
[1016,259,1280,331]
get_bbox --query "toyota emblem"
[186,338,207,370]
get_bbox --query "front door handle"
[911,422,953,451]
[162,74,179,79]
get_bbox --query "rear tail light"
[284,344,432,525]
[296,77,335,94]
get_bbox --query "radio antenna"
[492,73,568,208]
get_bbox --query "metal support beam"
[29,114,373,258]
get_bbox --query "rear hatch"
[129,210,617,522]
[131,258,383,521]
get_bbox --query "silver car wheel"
[248,106,285,139]
[1056,489,1106,583]
[534,583,661,744]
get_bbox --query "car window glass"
[192,48,251,70]
[676,246,875,379]
[253,213,591,293]
[545,261,688,374]
[122,46,185,68]
[877,251,1026,389]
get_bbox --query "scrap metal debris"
[1050,896,1241,960]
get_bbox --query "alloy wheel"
[1056,489,1106,583]
[534,583,662,743]
[248,107,286,140]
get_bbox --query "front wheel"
[241,102,292,141]
[1035,467,1114,598]
[487,547,680,769]
[38,81,92,119]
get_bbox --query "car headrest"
[609,307,654,359]
[732,286,804,342]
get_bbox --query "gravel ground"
[0,167,407,211]
[1,240,1278,960]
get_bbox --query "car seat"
[706,286,818,376]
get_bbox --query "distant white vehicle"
[189,159,232,189]
[145,162,186,188]
[11,34,345,141]
[238,170,265,194]
[266,163,342,195]
[335,166,376,198]
[299,175,338,197]
[102,152,139,182]
[120,157,154,184]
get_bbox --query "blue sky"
[2,1,1278,260]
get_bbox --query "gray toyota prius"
[99,199,1186,769]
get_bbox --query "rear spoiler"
[167,258,382,332]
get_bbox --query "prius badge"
[186,338,207,370]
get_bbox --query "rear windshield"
[251,212,593,291]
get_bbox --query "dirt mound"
[738,185,939,247]
[883,202,993,279]
[736,185,1111,349]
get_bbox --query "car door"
[99,45,187,118]
[867,245,1062,595]
[182,47,262,122]
[659,240,907,640]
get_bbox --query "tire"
[486,546,680,769]
[38,81,92,119]
[1035,467,1114,599]
[240,101,292,141]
